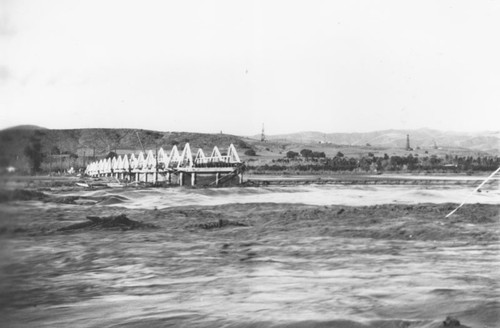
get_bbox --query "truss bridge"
[85,143,244,186]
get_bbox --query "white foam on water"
[99,184,500,209]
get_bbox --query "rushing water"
[1,184,499,327]
[56,183,500,209]
[2,231,499,328]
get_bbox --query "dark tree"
[106,151,118,159]
[300,149,313,159]
[244,149,257,156]
[286,151,299,159]
[24,136,43,174]
[51,146,61,155]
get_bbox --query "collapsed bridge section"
[85,143,244,186]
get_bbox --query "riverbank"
[1,171,498,191]
[245,174,498,187]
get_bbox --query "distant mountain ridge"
[259,128,499,154]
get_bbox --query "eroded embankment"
[244,176,497,187]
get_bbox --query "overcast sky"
[1,0,499,135]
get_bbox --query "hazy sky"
[1,0,499,135]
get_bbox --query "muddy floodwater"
[0,183,499,328]
[49,183,500,209]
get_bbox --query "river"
[0,182,498,328]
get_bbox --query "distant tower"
[261,124,266,142]
[406,134,411,151]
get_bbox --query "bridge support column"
[179,172,184,186]
[238,172,243,184]
[191,173,196,186]
[215,173,220,186]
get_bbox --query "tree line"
[248,149,500,173]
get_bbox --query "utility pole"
[261,123,266,142]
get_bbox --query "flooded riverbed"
[52,183,500,209]
[0,184,499,327]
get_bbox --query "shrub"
[244,149,257,156]
[300,149,313,158]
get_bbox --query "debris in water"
[58,214,158,232]
[190,219,249,230]
[442,316,468,327]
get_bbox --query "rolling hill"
[0,127,254,172]
[0,126,498,173]
[259,128,499,155]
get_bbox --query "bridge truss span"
[85,143,244,186]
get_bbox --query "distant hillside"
[4,125,48,131]
[259,129,500,155]
[0,127,253,172]
[1,126,498,173]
